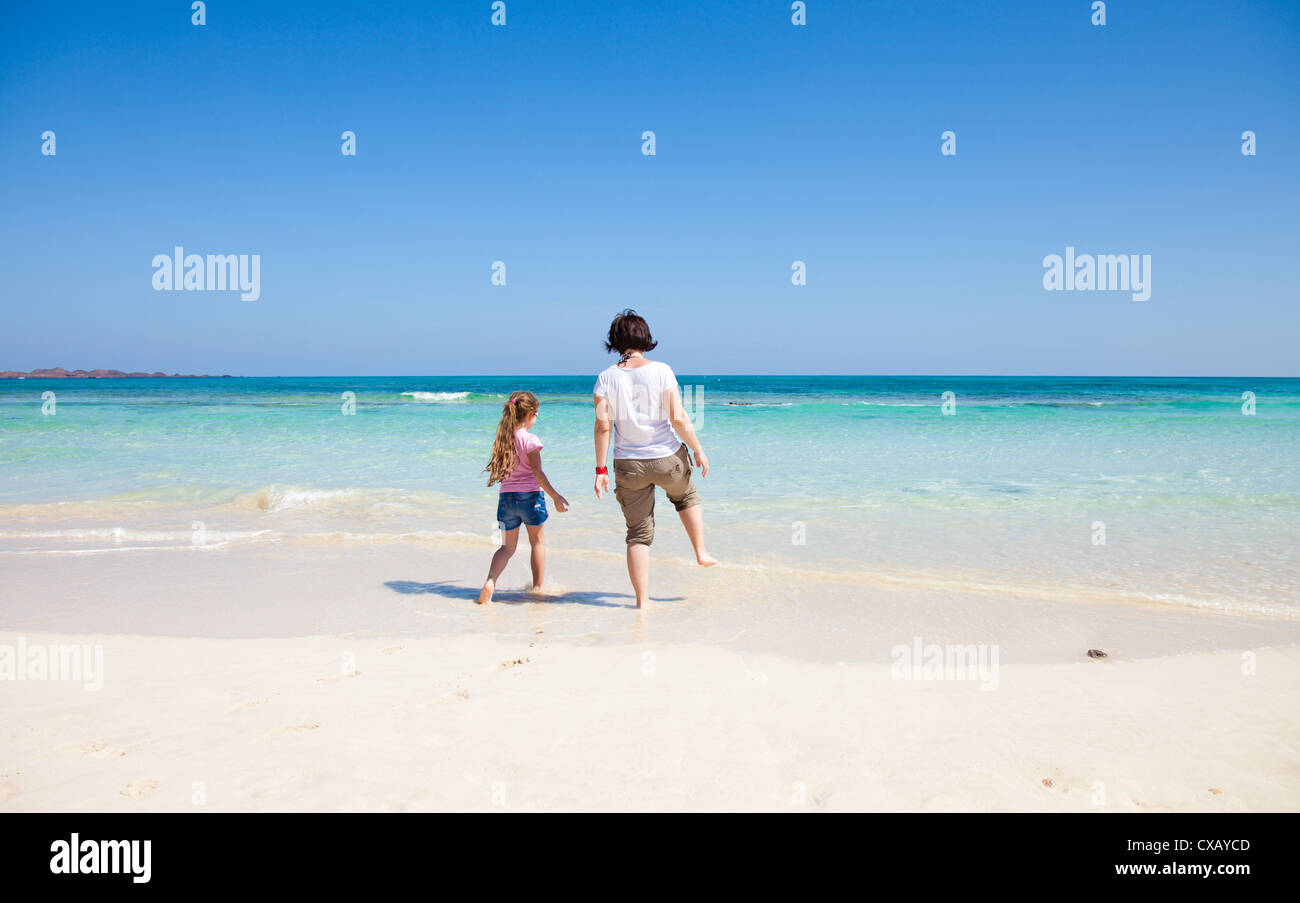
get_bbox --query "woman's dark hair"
[604,309,659,354]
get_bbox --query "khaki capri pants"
[612,444,701,546]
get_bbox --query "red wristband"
[595,466,608,475]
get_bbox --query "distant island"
[0,368,231,379]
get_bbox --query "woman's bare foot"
[476,580,495,605]
[696,549,717,567]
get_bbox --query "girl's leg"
[525,524,546,591]
[677,505,717,566]
[626,542,650,608]
[477,528,520,604]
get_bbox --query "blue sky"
[2,1,1297,376]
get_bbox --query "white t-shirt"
[593,360,683,460]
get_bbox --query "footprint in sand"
[419,689,470,709]
[497,657,530,671]
[120,779,157,798]
[317,671,361,683]
[81,741,120,759]
[381,644,404,655]
[0,782,21,802]
[224,698,269,715]
[272,723,320,735]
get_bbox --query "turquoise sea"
[2,375,1297,615]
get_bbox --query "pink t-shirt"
[499,428,543,492]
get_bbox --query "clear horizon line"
[6,372,1299,380]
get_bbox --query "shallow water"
[2,375,1297,616]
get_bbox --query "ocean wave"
[720,401,794,407]
[0,527,270,543]
[0,545,206,555]
[232,485,382,513]
[0,527,491,554]
[858,399,1110,408]
[223,484,469,519]
[401,391,471,402]
[0,493,201,518]
[0,484,464,522]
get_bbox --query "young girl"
[478,391,568,605]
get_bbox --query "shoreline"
[4,541,1299,663]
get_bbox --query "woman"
[593,310,715,608]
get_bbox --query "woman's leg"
[613,466,655,607]
[525,523,545,590]
[626,542,650,608]
[477,528,519,604]
[661,446,715,567]
[677,505,716,566]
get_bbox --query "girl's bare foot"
[696,549,717,567]
[476,580,495,605]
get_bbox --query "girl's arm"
[528,450,569,512]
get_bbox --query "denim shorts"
[496,491,548,531]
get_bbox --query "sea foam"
[401,391,470,402]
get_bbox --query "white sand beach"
[3,539,1298,812]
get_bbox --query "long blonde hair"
[485,391,539,486]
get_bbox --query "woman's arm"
[593,393,612,498]
[665,385,709,476]
[528,450,569,512]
